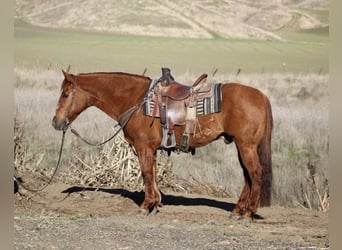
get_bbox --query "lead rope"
[15,75,76,193]
[15,130,66,192]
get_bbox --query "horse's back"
[222,82,268,101]
[221,82,270,113]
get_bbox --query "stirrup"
[180,133,190,152]
[161,128,176,148]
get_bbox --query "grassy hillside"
[15,20,328,75]
[15,0,328,40]
[15,1,328,74]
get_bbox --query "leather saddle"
[151,68,214,152]
[159,72,209,100]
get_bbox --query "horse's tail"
[258,97,273,207]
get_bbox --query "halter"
[59,74,122,146]
[63,75,77,131]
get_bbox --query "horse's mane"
[77,72,151,82]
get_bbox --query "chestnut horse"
[52,70,273,220]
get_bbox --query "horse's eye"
[62,92,69,98]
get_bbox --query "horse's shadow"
[61,186,236,213]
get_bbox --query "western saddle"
[149,68,215,152]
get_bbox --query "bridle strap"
[64,76,77,128]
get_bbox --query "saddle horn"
[160,67,175,86]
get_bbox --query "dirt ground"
[14,180,328,250]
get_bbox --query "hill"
[15,0,329,40]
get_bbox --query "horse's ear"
[62,70,75,83]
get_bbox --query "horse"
[52,69,273,221]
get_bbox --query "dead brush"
[300,162,329,212]
[14,114,237,197]
[14,116,39,176]
[63,134,142,189]
[62,133,187,191]
[14,116,26,170]
[14,116,52,191]
[61,133,230,197]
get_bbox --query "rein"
[15,130,66,192]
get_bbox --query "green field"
[15,20,328,76]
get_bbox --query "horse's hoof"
[136,209,149,216]
[238,216,253,224]
[229,212,242,220]
[150,207,159,215]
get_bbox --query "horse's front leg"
[136,146,161,215]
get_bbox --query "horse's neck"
[79,73,149,120]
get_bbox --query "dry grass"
[14,67,329,211]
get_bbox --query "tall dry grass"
[14,67,329,211]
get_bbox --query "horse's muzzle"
[52,116,69,131]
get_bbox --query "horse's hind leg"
[231,164,251,218]
[233,144,262,220]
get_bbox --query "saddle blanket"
[143,83,222,117]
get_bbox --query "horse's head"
[52,70,87,131]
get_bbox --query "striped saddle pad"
[143,83,222,117]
